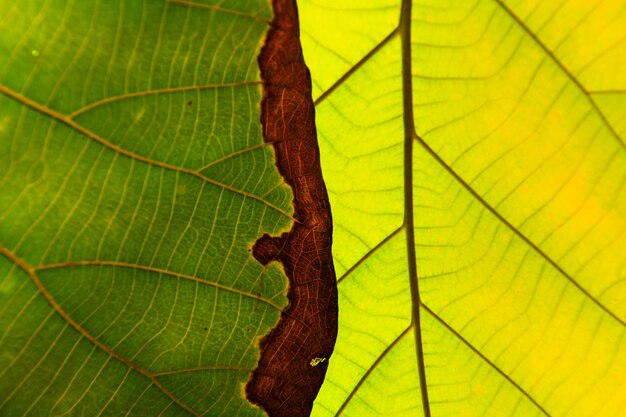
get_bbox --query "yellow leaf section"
[301,0,626,416]
[308,38,404,278]
[410,0,626,320]
[413,142,626,416]
[501,0,626,91]
[298,0,400,100]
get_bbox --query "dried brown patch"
[245,1,338,416]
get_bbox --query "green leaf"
[300,0,626,416]
[0,1,293,415]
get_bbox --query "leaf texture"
[0,1,293,415]
[300,0,626,416]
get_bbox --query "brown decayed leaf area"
[244,0,339,416]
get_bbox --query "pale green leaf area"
[0,1,293,416]
[301,0,626,416]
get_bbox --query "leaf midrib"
[399,1,431,416]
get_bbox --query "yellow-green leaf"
[301,0,626,416]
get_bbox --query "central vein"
[400,0,432,416]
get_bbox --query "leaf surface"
[0,1,293,415]
[300,0,626,416]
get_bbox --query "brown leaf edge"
[245,0,339,416]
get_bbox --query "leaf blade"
[0,1,291,415]
[302,0,626,415]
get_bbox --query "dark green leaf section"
[0,1,292,415]
[0,258,183,416]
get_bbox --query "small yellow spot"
[0,116,11,133]
[134,107,145,122]
[310,357,326,367]
[31,49,40,57]
[176,184,187,195]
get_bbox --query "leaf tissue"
[2,0,626,416]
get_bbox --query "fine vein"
[35,260,281,310]
[0,84,294,222]
[68,81,261,118]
